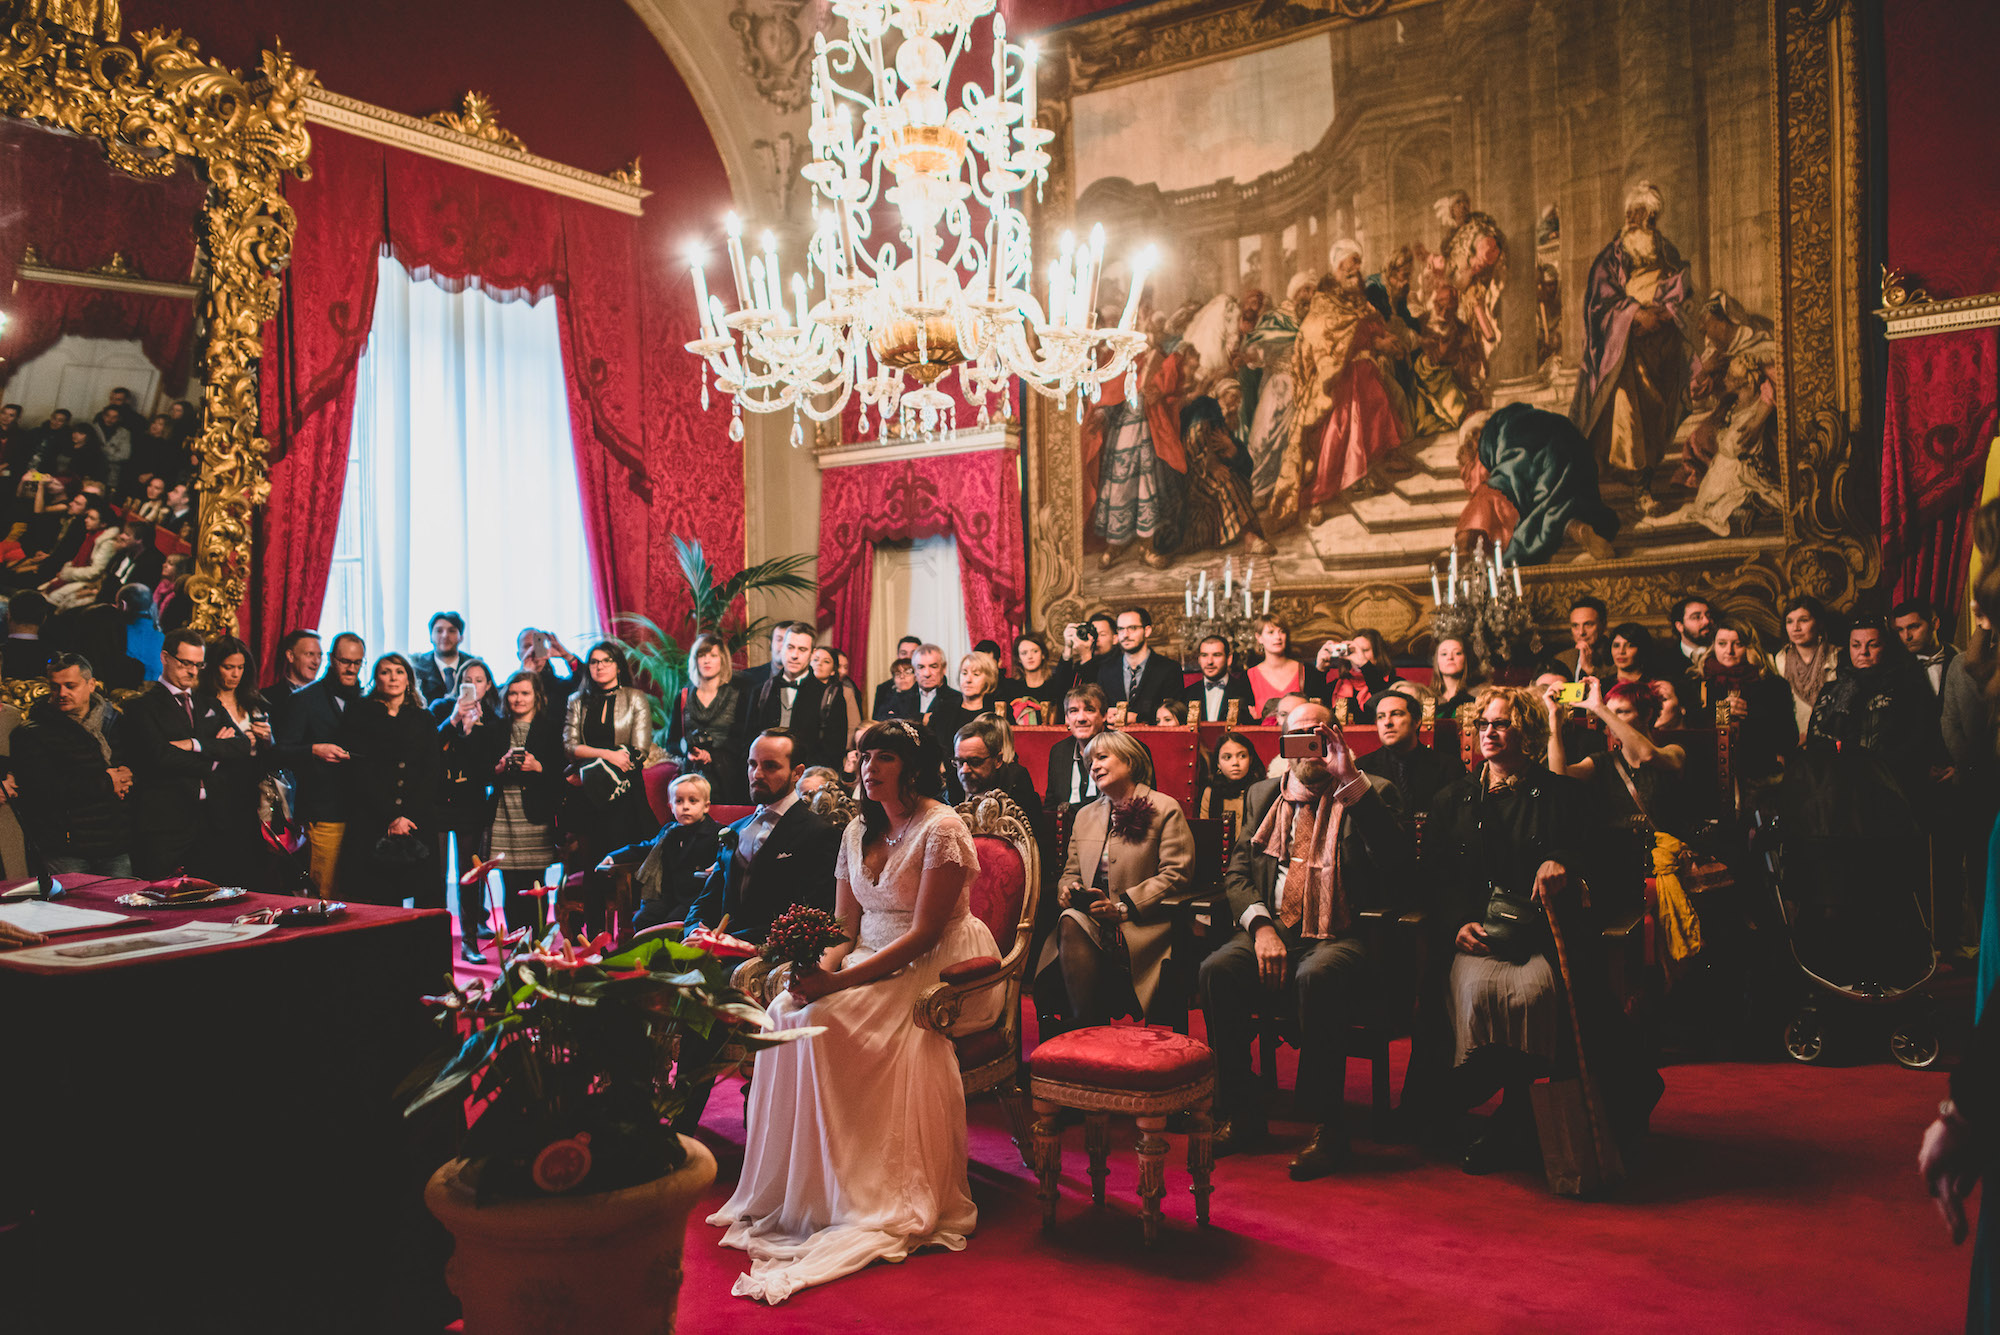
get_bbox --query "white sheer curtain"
[319,255,599,670]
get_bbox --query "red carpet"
[445,934,1967,1332]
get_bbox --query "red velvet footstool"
[1028,1025,1217,1246]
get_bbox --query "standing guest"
[929,650,1002,750]
[1557,597,1611,680]
[0,701,24,880]
[875,658,921,721]
[93,405,134,496]
[810,645,865,748]
[1313,628,1399,721]
[1008,632,1061,725]
[1806,616,1948,800]
[1185,633,1257,724]
[272,632,364,897]
[2,590,52,680]
[198,636,274,889]
[1195,730,1266,833]
[122,630,249,879]
[622,773,725,933]
[1036,729,1194,1031]
[485,670,567,933]
[1944,609,2000,957]
[0,403,24,481]
[265,629,323,719]
[1432,635,1482,716]
[412,611,469,704]
[951,716,1043,825]
[1893,596,1957,695]
[134,419,176,490]
[1098,607,1181,723]
[343,653,442,909]
[432,658,502,962]
[1359,689,1463,818]
[119,587,164,686]
[909,643,961,725]
[1695,621,1794,782]
[742,626,845,770]
[973,638,1011,698]
[1247,616,1306,717]
[1043,684,1110,822]
[515,626,582,708]
[13,653,133,874]
[872,635,925,718]
[668,632,746,805]
[740,621,804,701]
[1772,595,1840,740]
[564,641,657,868]
[1201,703,1407,1174]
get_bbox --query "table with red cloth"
[0,877,452,1334]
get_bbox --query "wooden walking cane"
[1531,897,1626,1196]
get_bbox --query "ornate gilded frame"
[1023,0,1872,650]
[0,1,314,637]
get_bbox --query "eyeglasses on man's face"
[332,655,364,669]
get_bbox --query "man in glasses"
[273,631,366,896]
[122,629,251,879]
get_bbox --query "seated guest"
[565,641,659,868]
[950,716,1043,835]
[1262,690,1310,726]
[872,635,924,718]
[1359,688,1463,818]
[1154,699,1190,726]
[271,632,363,897]
[810,645,864,742]
[928,650,1001,747]
[1893,596,1957,695]
[1008,633,1061,724]
[622,773,725,934]
[1201,702,1408,1174]
[411,610,469,703]
[1605,621,1680,728]
[1312,628,1399,721]
[484,670,567,933]
[1432,635,1481,716]
[1185,633,1257,723]
[1531,668,1611,761]
[1422,685,1597,1173]
[122,629,250,879]
[1097,607,1181,722]
[265,629,322,719]
[1036,729,1194,1032]
[433,657,501,962]
[41,495,119,609]
[1695,620,1795,783]
[13,652,133,875]
[199,635,274,890]
[1773,595,1840,741]
[668,632,746,805]
[156,482,196,540]
[3,590,52,680]
[1665,595,1715,713]
[1247,616,1306,717]
[1557,597,1612,680]
[1196,729,1266,834]
[103,522,163,595]
[795,764,847,805]
[874,657,920,721]
[343,653,442,909]
[117,585,161,684]
[1043,683,1109,821]
[907,642,961,727]
[684,727,841,945]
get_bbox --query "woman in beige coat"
[1036,729,1195,1029]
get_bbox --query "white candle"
[1244,587,1252,618]
[748,254,768,314]
[1512,560,1523,597]
[1447,542,1458,593]
[688,251,713,336]
[1119,246,1156,330]
[1207,589,1215,619]
[761,232,781,310]
[792,271,809,330]
[1185,586,1194,617]
[1430,568,1441,605]
[1022,42,1037,134]
[1085,223,1105,326]
[1262,587,1271,615]
[1223,556,1233,600]
[991,14,1006,106]
[1242,559,1253,591]
[724,212,750,307]
[1196,569,1207,599]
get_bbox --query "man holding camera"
[1200,701,1410,1178]
[1098,607,1182,723]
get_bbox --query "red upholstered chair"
[914,792,1041,1156]
[1028,1025,1216,1247]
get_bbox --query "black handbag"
[1480,882,1548,964]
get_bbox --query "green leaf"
[404,1025,501,1116]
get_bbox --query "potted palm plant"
[615,535,815,730]
[404,927,816,1335]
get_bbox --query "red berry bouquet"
[761,904,848,976]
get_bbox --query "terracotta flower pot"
[425,1135,718,1335]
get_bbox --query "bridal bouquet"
[761,905,847,976]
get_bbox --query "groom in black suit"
[685,727,839,945]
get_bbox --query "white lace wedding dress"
[709,801,1000,1304]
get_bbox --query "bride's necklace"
[883,806,920,846]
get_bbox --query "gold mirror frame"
[0,2,314,638]
[1024,0,1872,650]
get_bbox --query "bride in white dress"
[710,718,1000,1304]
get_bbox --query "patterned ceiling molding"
[728,0,823,112]
[815,423,1014,470]
[1877,292,2000,342]
[300,87,651,216]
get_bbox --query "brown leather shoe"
[1288,1124,1349,1180]
[1211,1118,1269,1158]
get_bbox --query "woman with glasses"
[432,657,502,962]
[343,653,443,910]
[564,641,656,871]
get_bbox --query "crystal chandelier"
[684,0,1157,444]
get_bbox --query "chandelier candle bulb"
[1223,556,1232,600]
[1488,559,1500,600]
[1431,567,1441,605]
[761,232,781,308]
[1263,587,1271,615]
[792,272,809,331]
[1022,42,1036,134]
[1085,223,1105,325]
[1207,589,1215,619]
[1512,561,1523,597]
[688,254,713,338]
[748,255,768,316]
[1244,587,1251,618]
[1242,558,1253,590]
[724,213,750,307]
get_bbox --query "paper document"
[0,920,276,968]
[0,900,132,936]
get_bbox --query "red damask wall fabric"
[817,450,1025,671]
[1881,329,2000,611]
[1883,2,2000,300]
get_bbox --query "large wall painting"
[1023,0,1873,652]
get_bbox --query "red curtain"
[0,282,195,386]
[816,448,1025,669]
[252,130,656,672]
[1882,328,2000,612]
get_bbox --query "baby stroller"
[1765,749,1941,1069]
